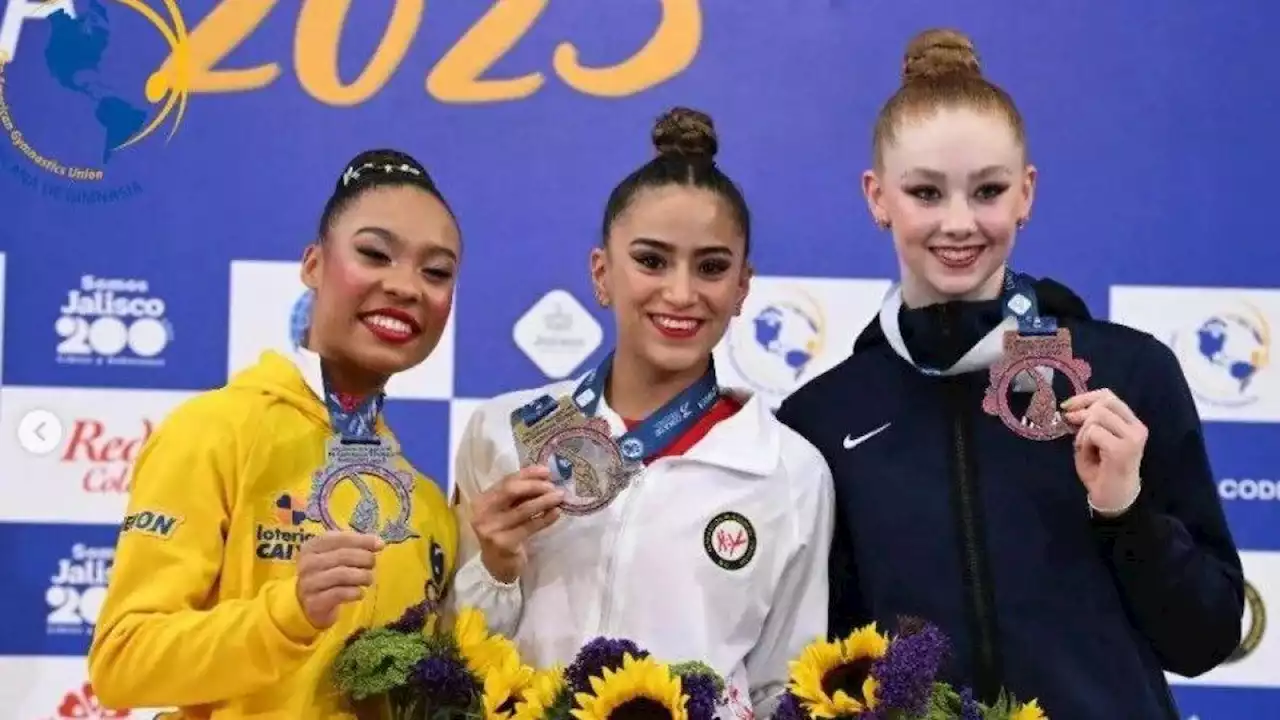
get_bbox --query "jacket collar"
[587,382,779,478]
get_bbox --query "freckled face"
[302,185,460,376]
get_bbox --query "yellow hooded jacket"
[88,349,457,719]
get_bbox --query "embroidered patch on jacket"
[703,511,756,571]
[121,510,183,540]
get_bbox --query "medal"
[981,329,1092,440]
[980,272,1092,441]
[511,397,636,516]
[305,366,418,543]
[511,355,721,515]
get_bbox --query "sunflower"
[571,654,687,720]
[512,666,568,720]
[481,652,537,720]
[1010,700,1047,720]
[453,607,519,676]
[787,624,890,718]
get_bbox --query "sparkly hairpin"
[341,161,424,188]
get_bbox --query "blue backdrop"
[0,1,1275,717]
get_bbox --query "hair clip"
[340,161,425,188]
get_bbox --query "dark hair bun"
[651,106,718,160]
[335,148,435,194]
[902,28,982,85]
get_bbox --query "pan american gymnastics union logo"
[723,287,826,401]
[0,0,190,204]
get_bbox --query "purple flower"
[680,673,720,720]
[772,691,806,720]
[386,603,427,634]
[565,637,651,695]
[866,622,949,716]
[411,655,479,710]
[959,688,982,720]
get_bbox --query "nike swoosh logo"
[843,422,891,450]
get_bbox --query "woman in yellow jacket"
[88,148,462,719]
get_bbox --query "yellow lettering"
[295,0,424,106]
[553,0,702,98]
[426,0,548,104]
[144,0,282,101]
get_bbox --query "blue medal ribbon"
[321,365,385,444]
[1001,269,1056,336]
[517,352,720,464]
[912,268,1054,377]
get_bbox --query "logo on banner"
[46,543,113,637]
[0,0,700,202]
[1224,579,1266,664]
[60,414,155,494]
[1169,303,1272,408]
[725,288,826,398]
[0,0,190,203]
[512,289,602,379]
[1219,477,1277,502]
[56,275,172,366]
[290,289,314,350]
[41,682,129,719]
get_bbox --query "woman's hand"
[470,467,564,583]
[295,531,383,628]
[1063,388,1147,516]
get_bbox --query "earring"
[595,291,610,308]
[876,217,891,230]
[1017,216,1029,229]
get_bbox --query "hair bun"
[902,28,981,85]
[651,106,718,160]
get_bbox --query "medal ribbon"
[914,268,1055,377]
[321,365,385,443]
[517,353,720,464]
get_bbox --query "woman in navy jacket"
[777,28,1243,720]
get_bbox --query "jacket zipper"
[596,467,647,633]
[939,307,1002,701]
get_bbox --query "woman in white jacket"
[450,107,834,719]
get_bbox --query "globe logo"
[1170,304,1271,408]
[289,290,314,350]
[0,0,189,201]
[724,289,826,398]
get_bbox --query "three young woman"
[89,150,463,719]
[778,29,1243,719]
[450,108,834,718]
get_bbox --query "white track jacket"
[449,379,834,719]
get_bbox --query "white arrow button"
[17,409,63,455]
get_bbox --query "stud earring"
[1017,216,1029,229]
[876,217,891,230]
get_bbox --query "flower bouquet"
[774,618,1047,720]
[332,602,535,719]
[509,637,726,720]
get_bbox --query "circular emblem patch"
[703,511,756,571]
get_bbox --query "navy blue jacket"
[777,278,1244,720]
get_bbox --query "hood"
[852,275,1093,374]
[228,348,341,430]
